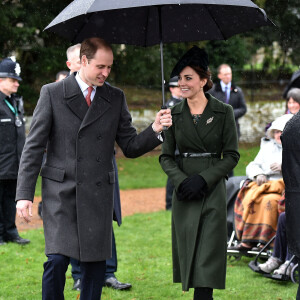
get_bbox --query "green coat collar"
[171,93,227,149]
[171,93,226,115]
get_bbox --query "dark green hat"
[171,46,208,78]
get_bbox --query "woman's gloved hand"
[255,174,268,186]
[177,174,207,201]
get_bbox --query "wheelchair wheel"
[291,263,299,284]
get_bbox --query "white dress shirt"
[75,73,97,101]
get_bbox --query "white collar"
[75,72,97,92]
[220,81,231,91]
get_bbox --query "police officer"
[0,57,30,245]
[165,76,183,210]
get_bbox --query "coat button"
[96,182,102,186]
[96,157,101,162]
[97,135,102,140]
[77,181,82,185]
[77,157,82,162]
[78,134,82,139]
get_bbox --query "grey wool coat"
[160,94,239,291]
[16,74,162,262]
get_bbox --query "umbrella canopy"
[45,0,273,46]
[45,0,274,105]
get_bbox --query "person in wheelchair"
[228,114,293,252]
[258,212,294,276]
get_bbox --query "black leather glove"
[177,174,207,201]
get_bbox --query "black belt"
[181,152,220,158]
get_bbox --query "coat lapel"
[80,84,112,130]
[64,75,88,121]
[172,95,225,152]
[195,97,222,141]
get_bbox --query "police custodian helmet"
[0,56,22,81]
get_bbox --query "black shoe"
[6,236,30,245]
[105,277,132,290]
[72,279,81,291]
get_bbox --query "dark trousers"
[71,229,117,281]
[43,254,106,300]
[0,179,19,240]
[165,178,174,210]
[273,212,292,262]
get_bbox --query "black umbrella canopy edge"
[45,0,266,31]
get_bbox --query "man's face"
[218,66,232,85]
[67,47,81,73]
[0,77,20,96]
[169,86,182,99]
[80,48,113,87]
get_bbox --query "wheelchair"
[247,235,299,284]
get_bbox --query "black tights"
[194,287,213,300]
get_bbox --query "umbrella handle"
[161,105,168,131]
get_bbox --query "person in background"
[258,212,294,277]
[230,114,293,252]
[286,88,300,114]
[66,43,81,74]
[55,70,69,82]
[16,37,171,300]
[0,57,30,246]
[164,76,182,210]
[209,64,247,139]
[160,46,239,300]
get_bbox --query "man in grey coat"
[16,37,172,300]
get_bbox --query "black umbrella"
[45,0,274,105]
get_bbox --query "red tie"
[85,86,93,107]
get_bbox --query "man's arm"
[233,87,247,119]
[16,85,53,222]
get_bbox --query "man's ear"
[81,55,88,67]
[217,73,222,80]
[66,61,71,69]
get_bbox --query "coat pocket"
[108,171,115,184]
[40,165,65,182]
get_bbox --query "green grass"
[0,211,298,299]
[34,145,260,195]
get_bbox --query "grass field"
[6,144,293,299]
[0,211,297,299]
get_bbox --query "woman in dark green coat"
[160,47,240,300]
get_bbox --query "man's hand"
[255,174,267,186]
[152,108,172,132]
[16,200,33,223]
[270,162,281,172]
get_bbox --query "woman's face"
[273,130,282,144]
[178,66,207,100]
[287,97,300,114]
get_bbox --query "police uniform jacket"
[16,74,162,262]
[160,94,239,290]
[0,91,25,179]
[209,81,247,137]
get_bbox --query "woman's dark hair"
[80,37,112,61]
[191,65,213,92]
